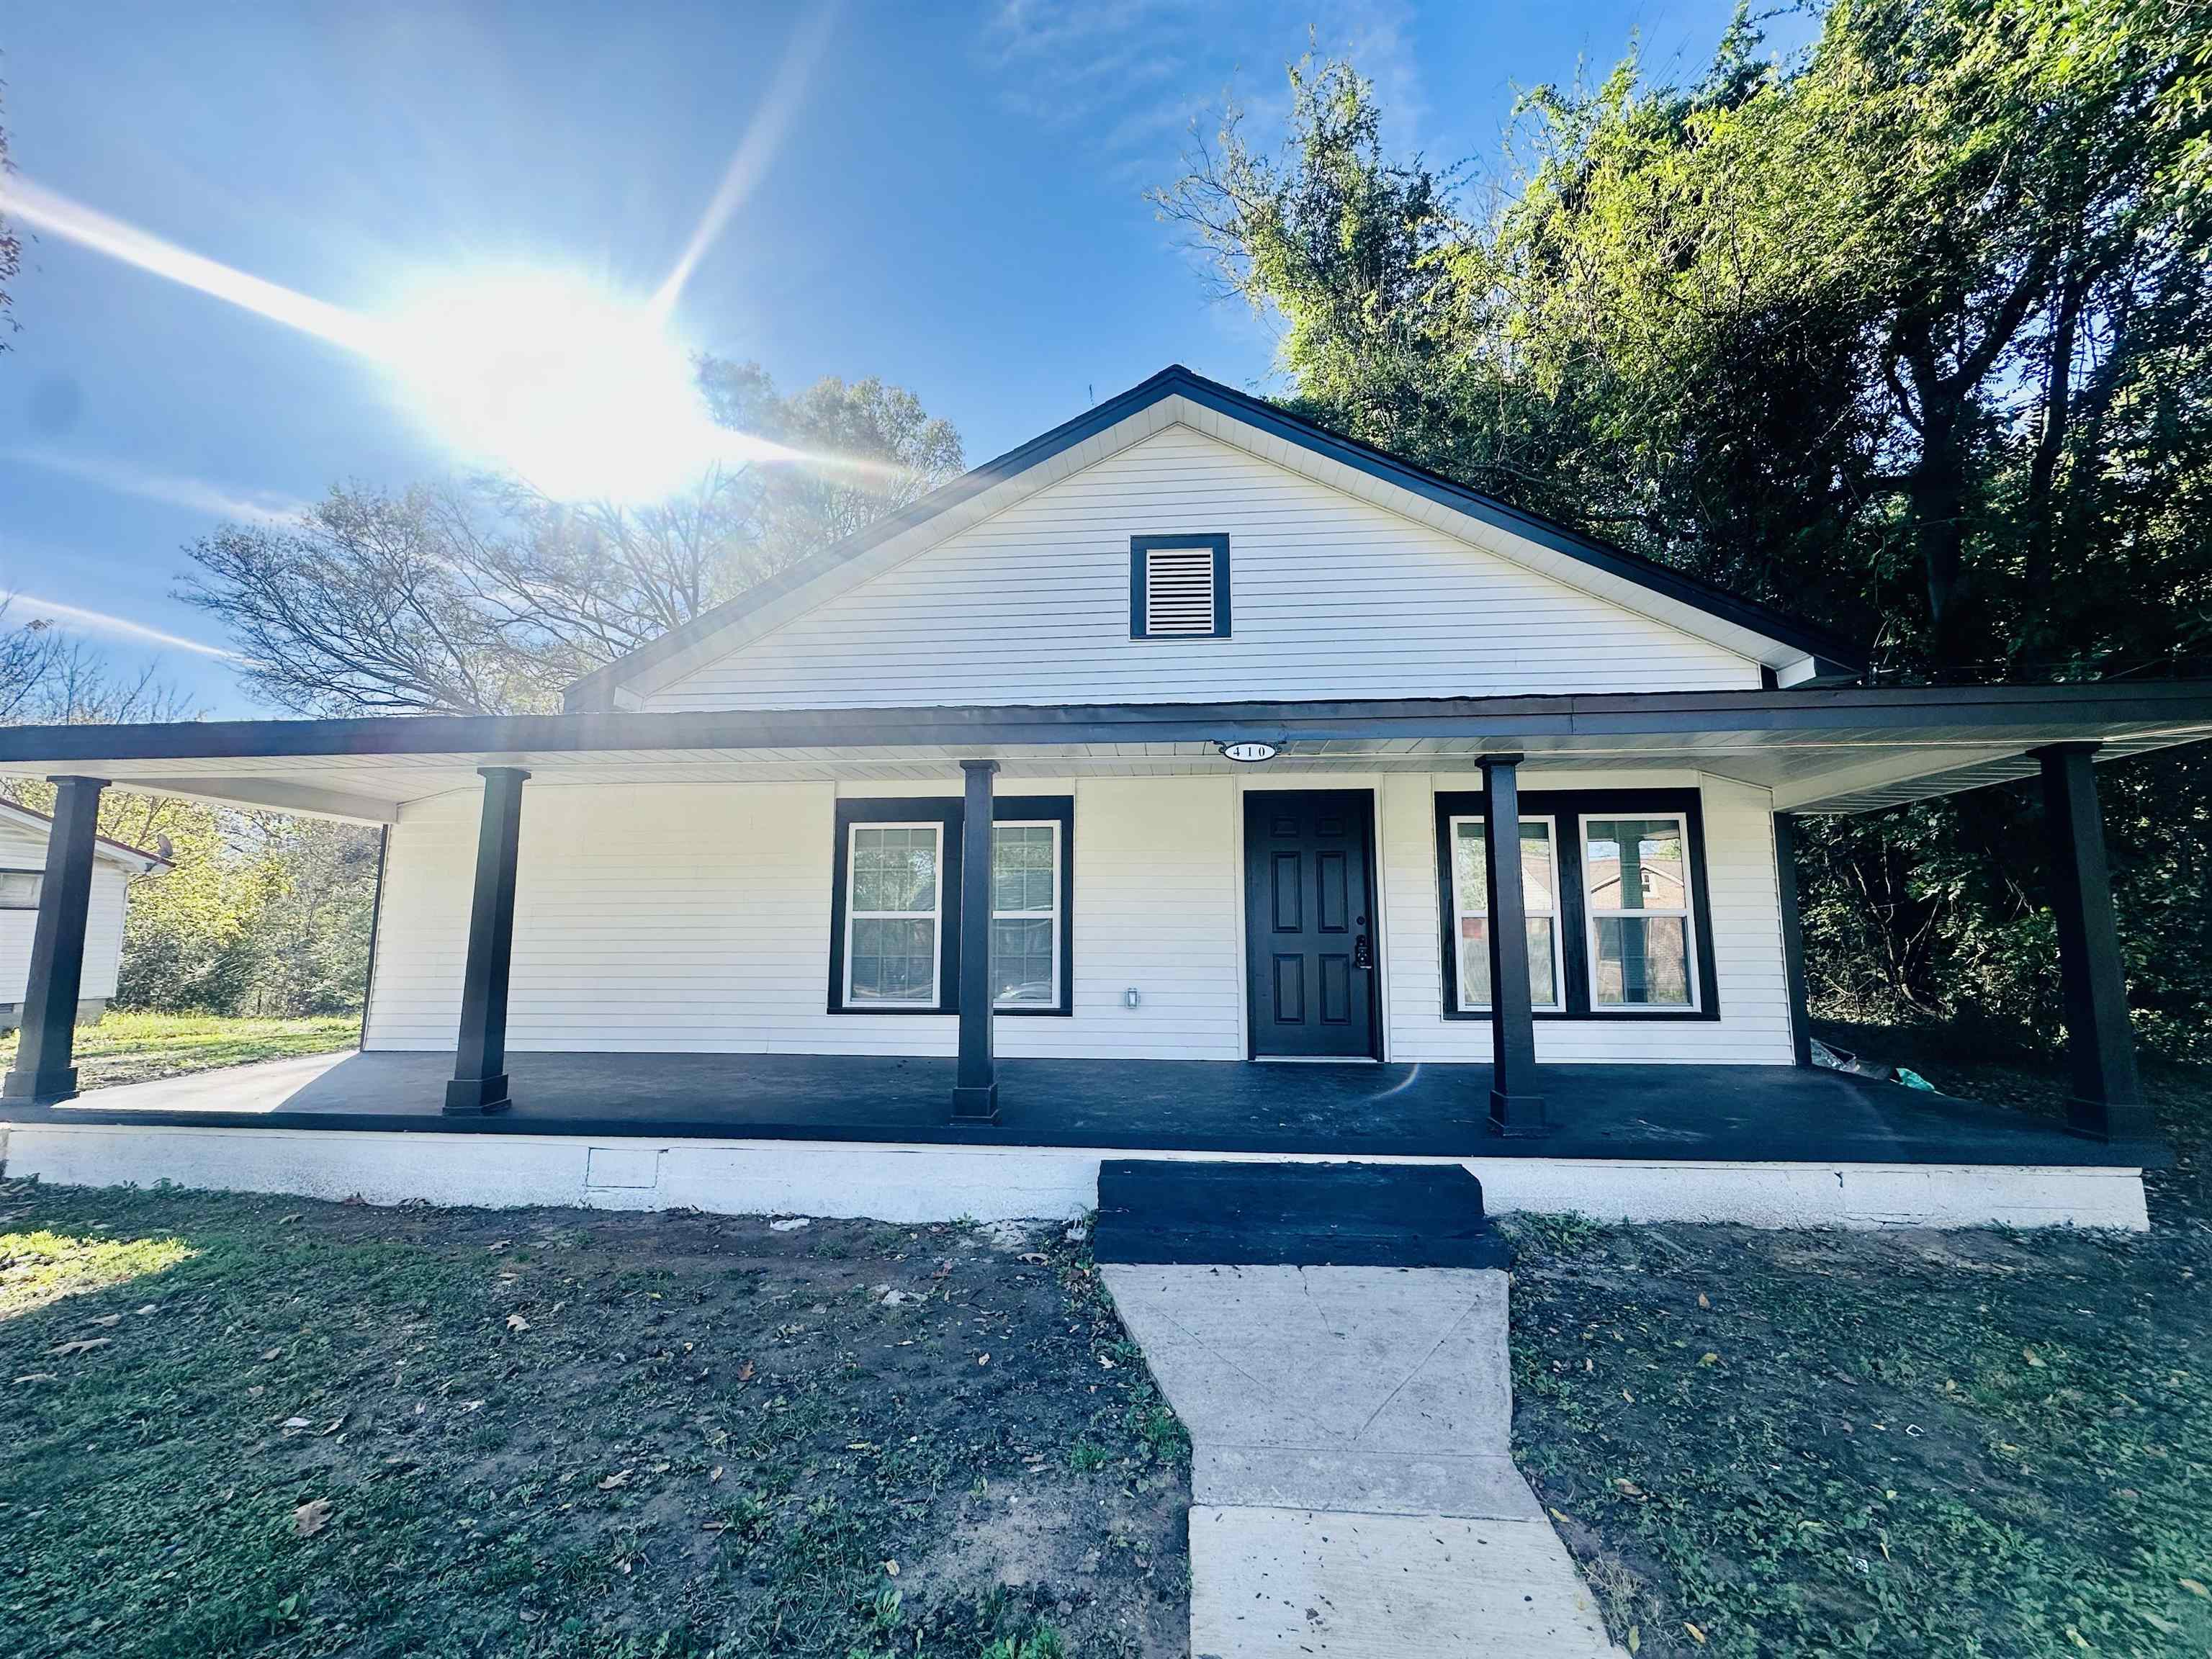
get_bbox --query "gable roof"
[564,364,1864,714]
[0,799,171,873]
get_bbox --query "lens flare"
[380,269,806,501]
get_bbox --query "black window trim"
[827,794,1074,1017]
[1129,533,1231,639]
[1432,788,1720,1023]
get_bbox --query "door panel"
[1244,790,1380,1058]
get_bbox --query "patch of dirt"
[0,1182,1192,1659]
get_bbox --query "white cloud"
[1,446,310,527]
[979,0,1426,166]
[8,593,245,661]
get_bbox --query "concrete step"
[1093,1159,1511,1269]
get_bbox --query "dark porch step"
[1092,1159,1511,1269]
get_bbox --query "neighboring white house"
[0,799,167,1031]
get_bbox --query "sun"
[379,269,761,504]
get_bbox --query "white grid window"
[1447,817,1563,1011]
[1582,814,1699,1010]
[842,823,943,1007]
[0,870,42,910]
[989,821,1061,1008]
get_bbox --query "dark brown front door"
[1243,789,1380,1058]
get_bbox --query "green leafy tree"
[1162,1,2212,1051]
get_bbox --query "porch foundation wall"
[0,1122,2149,1231]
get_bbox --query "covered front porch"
[2,683,2208,1181]
[3,1045,2159,1166]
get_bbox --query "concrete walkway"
[1103,1263,1622,1658]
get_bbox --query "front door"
[1243,789,1380,1058]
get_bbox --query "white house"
[0,799,166,1032]
[1,367,2206,1227]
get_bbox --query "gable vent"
[1130,534,1231,638]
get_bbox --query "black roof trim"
[7,683,2210,765]
[562,365,1863,711]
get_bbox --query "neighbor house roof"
[0,798,171,873]
[561,364,1865,714]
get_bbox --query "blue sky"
[0,1,1784,716]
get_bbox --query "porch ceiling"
[1,684,2208,822]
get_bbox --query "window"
[1446,817,1562,1010]
[0,870,41,909]
[830,796,1074,1015]
[1130,534,1231,638]
[989,822,1061,1007]
[1432,789,1717,1021]
[842,823,943,1007]
[1581,814,1698,1010]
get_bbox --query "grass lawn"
[1506,1030,2212,1658]
[0,1010,359,1090]
[0,1190,1189,1658]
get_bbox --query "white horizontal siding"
[0,824,130,1004]
[646,425,1761,710]
[365,778,1246,1061]
[1380,773,1794,1064]
[365,774,1789,1066]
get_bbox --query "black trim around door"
[1242,788,1383,1060]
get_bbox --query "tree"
[0,598,189,726]
[1161,3,2212,1052]
[180,364,964,716]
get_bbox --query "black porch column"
[1773,812,1814,1067]
[2036,743,2152,1141]
[445,766,529,1115]
[952,759,1000,1123]
[2,775,108,1105]
[1480,753,1547,1137]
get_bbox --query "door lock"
[1354,935,1373,970]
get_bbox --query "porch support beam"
[1,775,108,1105]
[1480,753,1547,1137]
[1773,812,1814,1066]
[953,759,1000,1123]
[2035,744,2152,1141]
[445,766,528,1115]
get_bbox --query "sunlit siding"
[365,773,1791,1066]
[0,823,132,1006]
[1379,773,1794,1064]
[644,425,1762,711]
[364,778,1245,1060]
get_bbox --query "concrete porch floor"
[4,1048,2158,1168]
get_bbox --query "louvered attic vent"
[1130,534,1231,639]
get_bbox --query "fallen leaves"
[2181,1577,2209,1598]
[2023,1347,2046,1368]
[292,1498,333,1538]
[598,1470,632,1491]
[1683,1621,1707,1645]
[505,1313,531,1333]
[49,1338,110,1357]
